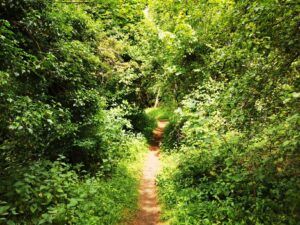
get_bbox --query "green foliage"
[0,0,148,224]
[0,135,147,224]
[143,0,300,224]
[160,115,184,152]
[1,0,299,224]
[137,107,172,142]
[0,0,149,170]
[146,107,173,121]
[159,110,300,224]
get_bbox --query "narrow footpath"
[130,120,168,225]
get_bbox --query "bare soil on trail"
[129,120,168,225]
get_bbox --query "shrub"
[0,135,147,224]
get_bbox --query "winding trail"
[130,120,168,225]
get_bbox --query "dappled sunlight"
[130,120,168,225]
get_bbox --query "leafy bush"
[160,114,184,152]
[159,111,300,224]
[138,0,300,224]
[0,0,148,171]
[0,135,147,224]
[0,1,149,224]
[136,107,174,143]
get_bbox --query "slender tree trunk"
[154,87,160,108]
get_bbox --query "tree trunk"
[154,87,160,108]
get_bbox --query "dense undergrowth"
[141,107,173,142]
[0,0,299,224]
[140,1,300,224]
[0,0,149,224]
[1,136,147,224]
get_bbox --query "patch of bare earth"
[129,120,168,225]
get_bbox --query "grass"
[105,136,148,224]
[145,107,173,121]
[0,135,149,225]
[157,152,181,224]
[139,107,174,144]
[68,135,149,225]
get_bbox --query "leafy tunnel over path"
[0,0,299,224]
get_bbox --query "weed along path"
[130,120,168,225]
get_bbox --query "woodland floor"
[129,120,168,225]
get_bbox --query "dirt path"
[129,120,168,225]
